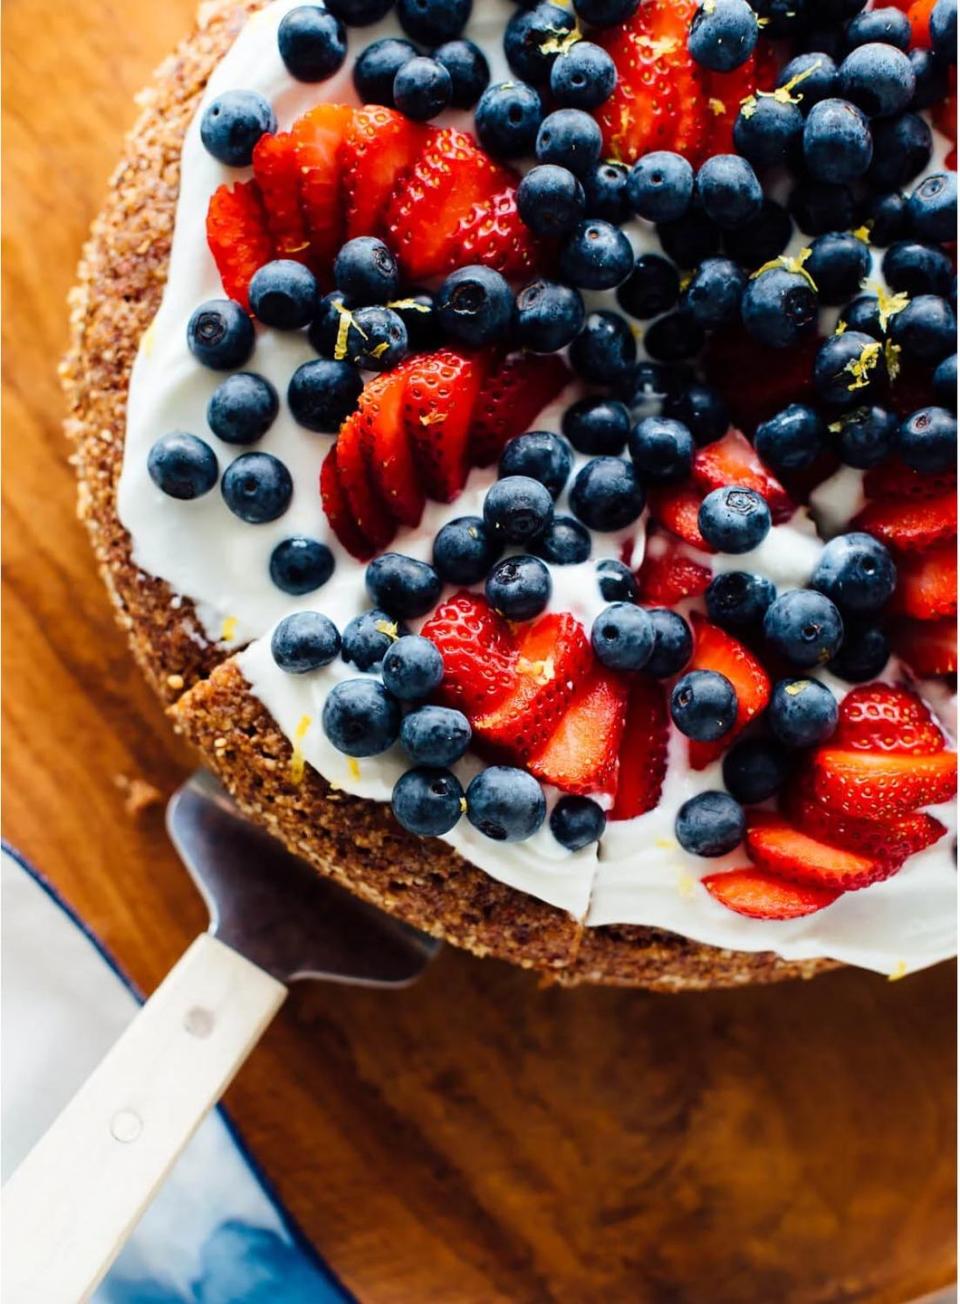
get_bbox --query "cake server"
[3,768,440,1303]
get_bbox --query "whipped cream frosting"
[120,0,957,974]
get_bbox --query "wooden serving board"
[2,2,956,1299]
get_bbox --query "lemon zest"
[387,297,430,313]
[676,870,697,900]
[419,409,447,426]
[289,715,312,785]
[518,655,555,686]
[888,960,909,981]
[845,339,882,391]
[834,319,847,335]
[885,338,902,381]
[459,796,469,814]
[751,247,817,292]
[220,615,238,644]
[784,681,808,697]
[861,280,910,331]
[708,97,727,116]
[369,341,390,359]
[739,94,758,119]
[346,757,361,780]
[333,301,366,361]
[540,22,582,56]
[851,224,872,244]
[374,618,400,640]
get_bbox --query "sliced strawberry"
[610,674,670,820]
[404,349,488,501]
[468,353,571,466]
[835,683,946,755]
[205,180,274,310]
[702,328,821,431]
[702,867,841,920]
[449,189,541,279]
[687,616,771,769]
[692,428,794,524]
[421,591,517,717]
[358,365,425,530]
[292,103,354,282]
[784,771,948,864]
[472,614,592,760]
[636,539,712,605]
[745,811,898,891]
[341,106,425,241]
[700,41,780,156]
[813,748,958,819]
[334,405,397,553]
[863,458,957,502]
[529,668,628,797]
[889,539,958,621]
[647,483,711,551]
[893,616,958,676]
[320,445,376,561]
[908,0,936,47]
[854,491,958,552]
[252,132,311,263]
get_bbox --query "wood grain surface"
[2,2,956,1299]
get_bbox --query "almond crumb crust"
[66,0,838,987]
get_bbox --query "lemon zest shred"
[220,615,238,643]
[289,715,312,785]
[346,757,361,780]
[374,618,400,640]
[845,339,883,391]
[369,341,390,359]
[708,97,727,116]
[419,409,447,426]
[676,869,697,900]
[888,960,909,981]
[751,247,817,292]
[851,224,872,244]
[333,301,365,361]
[540,21,582,56]
[834,319,847,335]
[784,681,808,697]
[387,297,430,313]
[885,338,902,381]
[861,280,910,331]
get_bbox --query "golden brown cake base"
[62,0,838,988]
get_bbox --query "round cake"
[62,0,958,988]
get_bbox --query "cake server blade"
[3,769,440,1304]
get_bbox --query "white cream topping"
[121,0,957,974]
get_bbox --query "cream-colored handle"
[1,933,287,1304]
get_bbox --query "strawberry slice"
[472,614,593,761]
[529,668,628,797]
[252,132,311,263]
[784,771,947,864]
[636,539,712,605]
[341,106,425,241]
[359,365,425,530]
[647,484,712,551]
[692,428,794,525]
[468,353,571,466]
[404,349,488,502]
[700,42,781,156]
[449,190,541,279]
[835,683,946,754]
[864,458,956,502]
[421,591,516,717]
[745,811,899,891]
[702,867,841,920]
[893,616,958,676]
[813,748,958,819]
[702,329,821,431]
[889,539,958,621]
[205,180,274,310]
[854,491,958,552]
[687,616,772,769]
[292,103,354,282]
[335,405,397,554]
[320,445,376,561]
[610,674,670,820]
[908,0,936,46]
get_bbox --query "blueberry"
[147,432,218,500]
[382,635,445,701]
[559,220,634,290]
[682,257,746,328]
[583,161,632,223]
[628,151,695,222]
[644,311,706,364]
[278,6,347,82]
[828,622,891,682]
[776,52,838,110]
[394,55,452,120]
[671,670,738,741]
[837,42,916,117]
[868,112,933,190]
[741,267,819,349]
[799,22,848,62]
[897,406,958,473]
[909,47,950,110]
[931,0,958,62]
[628,416,695,483]
[207,373,278,445]
[271,611,341,673]
[862,191,910,247]
[723,738,791,804]
[696,154,763,228]
[698,486,772,554]
[322,679,401,757]
[570,457,645,531]
[767,678,839,747]
[288,358,363,432]
[803,98,873,183]
[534,516,592,565]
[389,291,440,352]
[504,3,575,87]
[342,305,409,370]
[814,331,888,407]
[675,791,745,857]
[646,608,694,677]
[846,7,911,50]
[324,0,393,23]
[391,767,464,836]
[883,240,954,297]
[805,232,870,306]
[433,516,500,584]
[909,173,958,245]
[833,405,899,468]
[662,383,730,446]
[616,253,680,321]
[353,37,417,106]
[688,0,758,72]
[755,404,826,473]
[752,0,809,39]
[400,705,472,767]
[499,432,573,499]
[221,451,293,524]
[657,209,722,267]
[550,795,606,850]
[812,531,897,614]
[591,603,654,671]
[512,278,585,353]
[269,537,335,595]
[366,553,442,618]
[397,0,471,43]
[890,295,956,364]
[706,571,776,630]
[788,180,856,235]
[433,38,490,109]
[342,609,409,671]
[568,310,637,384]
[187,300,254,370]
[465,766,546,842]
[200,90,276,165]
[596,557,639,604]
[249,260,318,330]
[837,295,885,341]
[474,81,543,158]
[550,41,617,108]
[436,265,513,347]
[572,0,640,27]
[333,237,399,306]
[763,588,844,666]
[485,555,552,620]
[934,355,957,411]
[517,165,586,238]
[623,360,686,416]
[733,95,804,169]
[484,474,555,544]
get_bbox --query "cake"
[62,0,958,989]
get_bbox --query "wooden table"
[3,2,956,1299]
